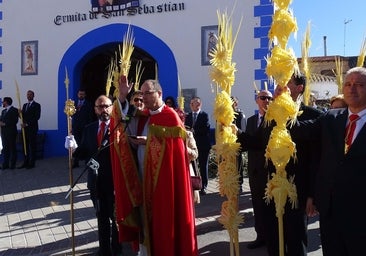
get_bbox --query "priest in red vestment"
[138,79,198,256]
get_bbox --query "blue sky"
[286,0,366,58]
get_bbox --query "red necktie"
[98,121,106,147]
[345,114,359,153]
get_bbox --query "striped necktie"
[344,114,359,153]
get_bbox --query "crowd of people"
[0,90,41,170]
[4,65,365,256]
[235,68,366,256]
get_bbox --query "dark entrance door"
[80,43,156,105]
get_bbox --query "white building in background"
[0,0,274,157]
[310,74,338,101]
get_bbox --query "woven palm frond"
[357,37,366,67]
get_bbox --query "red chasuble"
[143,105,198,256]
[109,101,142,250]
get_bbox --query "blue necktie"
[193,112,197,126]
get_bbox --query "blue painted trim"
[253,2,273,92]
[260,15,272,26]
[260,59,267,69]
[254,69,267,80]
[254,26,270,38]
[254,48,269,60]
[48,23,178,157]
[254,5,273,17]
[260,0,271,4]
[260,37,269,48]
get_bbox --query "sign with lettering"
[90,0,140,13]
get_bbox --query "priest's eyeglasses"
[95,104,112,110]
[142,90,157,96]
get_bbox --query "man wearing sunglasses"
[244,89,272,250]
[130,90,145,111]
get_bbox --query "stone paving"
[0,156,322,256]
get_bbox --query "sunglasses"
[258,96,273,101]
[134,98,143,103]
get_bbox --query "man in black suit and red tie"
[185,96,211,195]
[73,95,122,256]
[0,97,19,169]
[18,90,41,169]
[288,66,366,256]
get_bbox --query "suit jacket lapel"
[246,115,257,134]
[333,111,348,157]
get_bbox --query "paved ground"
[0,157,323,255]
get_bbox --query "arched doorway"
[79,44,157,105]
[51,23,177,157]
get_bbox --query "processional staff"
[64,66,76,256]
[15,80,27,156]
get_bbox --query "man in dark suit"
[185,96,211,195]
[71,89,94,168]
[18,90,41,169]
[238,74,323,255]
[263,74,323,256]
[289,66,366,256]
[74,95,122,256]
[0,97,19,169]
[244,90,272,249]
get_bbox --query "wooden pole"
[15,80,27,156]
[64,67,76,255]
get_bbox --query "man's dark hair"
[293,73,306,93]
[293,73,306,86]
[3,97,12,105]
[164,96,177,108]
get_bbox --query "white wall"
[311,82,339,100]
[1,0,260,131]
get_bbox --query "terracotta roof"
[309,73,336,83]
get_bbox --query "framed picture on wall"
[21,40,38,76]
[182,88,197,113]
[201,25,218,66]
